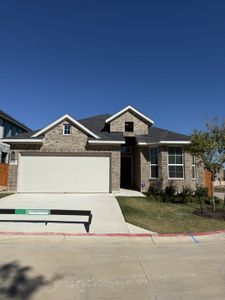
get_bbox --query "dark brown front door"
[0,163,8,186]
[121,156,132,188]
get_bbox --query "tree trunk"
[212,177,216,212]
[199,197,204,214]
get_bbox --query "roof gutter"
[88,140,125,145]
[138,141,191,146]
[1,139,43,144]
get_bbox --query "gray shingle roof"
[136,127,190,144]
[79,114,190,143]
[2,113,190,143]
[79,114,125,141]
[0,109,31,131]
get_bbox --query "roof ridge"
[79,114,111,122]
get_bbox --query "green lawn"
[0,193,13,199]
[117,196,225,234]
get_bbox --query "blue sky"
[0,0,224,133]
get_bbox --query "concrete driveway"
[0,235,224,300]
[0,193,129,234]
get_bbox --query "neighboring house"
[2,105,204,193]
[214,168,225,186]
[0,109,30,163]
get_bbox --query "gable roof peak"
[105,105,154,125]
[32,114,100,139]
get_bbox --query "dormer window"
[125,122,134,132]
[63,124,71,135]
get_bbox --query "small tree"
[189,117,225,211]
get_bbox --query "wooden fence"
[0,163,8,186]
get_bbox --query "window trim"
[167,146,184,180]
[63,123,71,135]
[149,147,159,179]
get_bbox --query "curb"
[156,229,225,237]
[0,229,225,238]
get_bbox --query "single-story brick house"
[2,105,204,193]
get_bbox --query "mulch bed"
[195,208,225,221]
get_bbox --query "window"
[2,120,25,138]
[192,156,196,179]
[63,124,71,135]
[3,121,12,138]
[125,122,134,132]
[168,147,184,179]
[121,146,132,154]
[150,148,158,178]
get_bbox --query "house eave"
[88,140,125,145]
[1,139,43,144]
[138,141,191,146]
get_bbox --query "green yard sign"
[15,209,50,215]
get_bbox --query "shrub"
[164,185,176,197]
[169,195,184,204]
[195,186,208,197]
[147,185,160,195]
[146,184,222,207]
[178,187,194,204]
[180,187,193,196]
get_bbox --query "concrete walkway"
[114,188,146,197]
[0,193,129,234]
[0,235,224,299]
[126,222,157,234]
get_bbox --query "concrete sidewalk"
[214,192,225,200]
[0,235,225,299]
[0,193,129,234]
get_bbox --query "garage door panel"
[18,155,110,193]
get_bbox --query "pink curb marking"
[0,229,224,238]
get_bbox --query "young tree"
[189,117,225,211]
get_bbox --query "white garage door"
[17,154,110,193]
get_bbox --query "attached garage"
[17,153,111,193]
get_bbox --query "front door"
[121,156,132,188]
